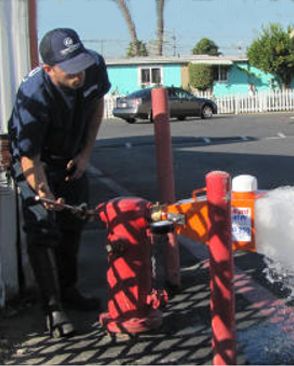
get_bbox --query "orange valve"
[166,188,210,244]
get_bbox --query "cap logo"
[64,37,73,47]
[60,36,81,56]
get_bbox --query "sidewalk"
[0,168,219,365]
[1,230,217,365]
[1,166,294,364]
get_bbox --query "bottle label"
[232,207,252,242]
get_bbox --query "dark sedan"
[112,86,217,123]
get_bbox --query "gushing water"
[237,186,294,364]
[255,186,294,299]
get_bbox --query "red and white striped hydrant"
[97,197,168,334]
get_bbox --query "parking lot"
[93,112,294,202]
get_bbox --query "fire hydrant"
[97,197,168,334]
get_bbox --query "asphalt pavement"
[2,113,294,365]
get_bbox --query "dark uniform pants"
[13,160,89,310]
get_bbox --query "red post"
[151,88,181,288]
[206,171,236,366]
[151,88,175,204]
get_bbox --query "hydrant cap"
[232,174,257,192]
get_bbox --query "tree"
[192,38,220,56]
[127,40,148,57]
[155,0,165,56]
[247,23,294,88]
[113,0,166,57]
[113,0,147,56]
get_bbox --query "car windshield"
[168,88,194,99]
[126,87,196,100]
[127,89,151,98]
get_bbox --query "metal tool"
[35,196,97,219]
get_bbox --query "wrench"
[35,196,97,219]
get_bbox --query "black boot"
[27,244,75,336]
[46,307,75,338]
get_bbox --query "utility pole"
[28,0,38,68]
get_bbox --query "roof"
[105,54,248,66]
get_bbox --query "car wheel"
[201,105,213,119]
[125,118,136,124]
[177,116,186,121]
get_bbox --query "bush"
[189,64,214,91]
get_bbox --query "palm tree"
[113,0,140,56]
[113,0,165,57]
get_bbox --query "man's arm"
[21,155,50,194]
[21,155,63,209]
[66,96,104,180]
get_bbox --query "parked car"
[112,86,217,123]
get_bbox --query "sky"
[38,0,294,59]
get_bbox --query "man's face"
[44,64,86,89]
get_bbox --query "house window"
[213,65,229,82]
[139,67,162,87]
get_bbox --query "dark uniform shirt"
[8,50,111,162]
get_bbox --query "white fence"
[212,90,294,115]
[104,94,118,119]
[104,89,294,119]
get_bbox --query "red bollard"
[151,88,175,204]
[206,171,236,365]
[97,197,167,334]
[151,87,181,289]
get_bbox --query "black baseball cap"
[39,28,96,74]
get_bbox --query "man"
[8,28,111,337]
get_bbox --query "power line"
[82,36,247,58]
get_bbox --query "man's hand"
[38,182,64,210]
[65,153,89,181]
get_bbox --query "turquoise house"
[106,55,294,97]
[106,57,184,96]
